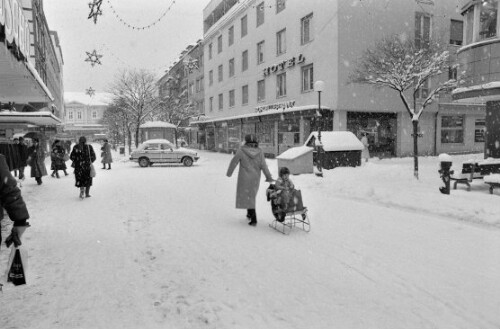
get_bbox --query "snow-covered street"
[1,147,500,329]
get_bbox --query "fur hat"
[244,134,258,145]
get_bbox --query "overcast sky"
[43,0,209,93]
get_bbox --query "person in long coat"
[226,134,274,226]
[27,138,47,185]
[100,139,113,170]
[17,137,29,180]
[360,133,370,163]
[70,136,96,199]
[50,140,68,178]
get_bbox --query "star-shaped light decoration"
[88,0,103,24]
[86,87,96,97]
[85,49,103,67]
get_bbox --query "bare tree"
[101,105,131,152]
[108,69,164,148]
[350,35,456,179]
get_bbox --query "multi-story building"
[62,92,111,141]
[194,0,483,158]
[158,40,205,147]
[453,0,500,159]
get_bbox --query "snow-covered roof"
[140,121,176,129]
[276,146,313,160]
[304,131,364,152]
[452,82,500,95]
[65,92,113,106]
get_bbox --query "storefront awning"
[0,45,54,103]
[0,111,62,126]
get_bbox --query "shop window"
[278,119,300,145]
[241,15,248,37]
[475,118,486,142]
[480,0,498,40]
[276,72,287,98]
[450,19,463,45]
[228,26,234,46]
[257,2,264,27]
[256,122,274,144]
[301,13,313,45]
[242,85,249,105]
[302,64,314,92]
[229,89,235,108]
[441,115,464,144]
[276,0,285,13]
[229,58,235,77]
[218,64,223,82]
[217,35,223,54]
[257,79,266,102]
[228,126,241,146]
[257,40,265,64]
[218,93,223,111]
[276,28,286,56]
[242,50,248,71]
[415,12,431,49]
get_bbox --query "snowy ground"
[1,146,499,329]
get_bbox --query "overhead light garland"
[86,87,96,97]
[107,0,177,30]
[84,49,103,66]
[88,0,103,24]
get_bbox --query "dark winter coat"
[50,145,67,170]
[0,154,29,245]
[100,142,113,164]
[226,145,273,209]
[27,144,48,178]
[70,143,96,188]
[18,143,29,167]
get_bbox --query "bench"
[450,162,483,191]
[484,174,500,194]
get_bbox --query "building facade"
[194,0,484,158]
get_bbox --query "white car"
[130,139,199,167]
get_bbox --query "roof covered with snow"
[276,146,313,160]
[304,131,364,151]
[65,92,114,106]
[140,121,177,129]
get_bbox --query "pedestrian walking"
[100,139,113,170]
[226,134,274,226]
[27,138,47,185]
[50,140,68,178]
[17,137,29,180]
[70,136,96,199]
[360,133,370,163]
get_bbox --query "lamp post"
[314,80,325,177]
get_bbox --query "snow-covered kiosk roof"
[140,121,176,129]
[276,146,313,160]
[304,131,364,151]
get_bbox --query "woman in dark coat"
[70,136,96,199]
[50,140,68,178]
[27,138,47,185]
[226,134,274,226]
[100,139,113,170]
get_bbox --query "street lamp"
[314,80,325,177]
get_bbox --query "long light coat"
[101,142,113,164]
[27,144,47,178]
[226,145,272,209]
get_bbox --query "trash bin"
[438,153,453,194]
[119,147,125,155]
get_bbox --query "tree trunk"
[127,128,133,154]
[135,125,140,148]
[413,120,419,179]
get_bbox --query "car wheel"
[182,157,193,167]
[139,157,150,167]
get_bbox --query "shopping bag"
[7,248,27,285]
[90,164,96,177]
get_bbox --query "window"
[441,115,464,143]
[229,89,235,108]
[257,2,264,27]
[217,35,223,53]
[277,28,286,55]
[218,93,223,111]
[241,15,248,37]
[302,64,314,92]
[208,43,213,60]
[242,85,249,105]
[448,65,457,80]
[242,50,248,71]
[417,79,430,99]
[198,54,204,68]
[209,97,213,112]
[228,26,234,46]
[301,13,313,45]
[257,41,265,64]
[415,12,431,49]
[189,82,194,95]
[464,6,474,44]
[218,64,223,82]
[450,20,463,45]
[276,72,286,97]
[256,122,274,144]
[257,79,265,102]
[77,111,82,120]
[229,58,235,77]
[479,0,498,40]
[209,70,213,86]
[276,0,285,13]
[200,76,204,91]
[92,111,97,119]
[196,78,201,92]
[475,118,486,142]
[68,111,73,120]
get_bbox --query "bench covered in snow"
[484,174,500,194]
[450,161,483,191]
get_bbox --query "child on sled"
[274,167,295,222]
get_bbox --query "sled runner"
[266,184,311,235]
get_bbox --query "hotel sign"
[255,100,295,113]
[263,55,305,77]
[0,0,31,60]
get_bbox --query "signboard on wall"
[0,0,31,60]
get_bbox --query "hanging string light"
[106,0,177,30]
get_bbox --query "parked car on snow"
[129,139,199,167]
